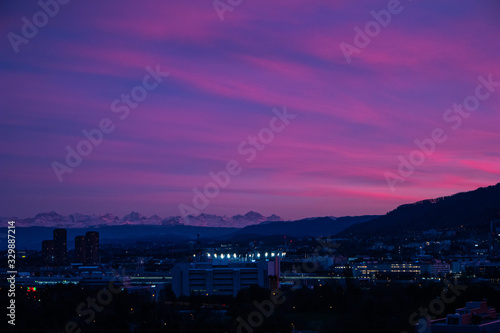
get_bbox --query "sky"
[1,0,499,221]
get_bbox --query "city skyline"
[1,1,500,222]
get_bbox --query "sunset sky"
[1,0,499,220]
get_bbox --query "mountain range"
[3,183,499,250]
[1,211,283,229]
[7,216,374,250]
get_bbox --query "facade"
[172,259,276,297]
[420,260,451,277]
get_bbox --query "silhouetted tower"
[42,240,55,265]
[75,235,86,263]
[53,228,67,265]
[85,231,99,265]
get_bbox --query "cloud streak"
[1,0,499,220]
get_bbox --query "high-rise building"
[85,231,99,265]
[75,235,86,264]
[53,228,67,265]
[42,240,55,265]
[74,231,99,265]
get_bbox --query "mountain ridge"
[0,211,284,229]
[4,183,499,241]
[339,182,500,237]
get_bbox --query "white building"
[172,259,278,297]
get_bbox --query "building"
[352,262,421,280]
[268,256,281,290]
[53,228,67,265]
[491,219,500,255]
[85,231,99,265]
[41,229,67,266]
[42,240,55,265]
[420,260,451,277]
[465,262,500,279]
[75,236,86,263]
[450,257,490,276]
[430,301,500,332]
[172,259,277,297]
[73,231,99,265]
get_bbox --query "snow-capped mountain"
[179,211,282,228]
[2,211,283,228]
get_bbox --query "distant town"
[1,217,500,332]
